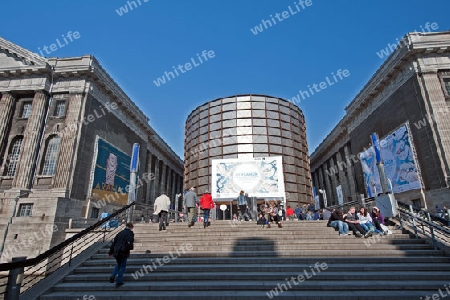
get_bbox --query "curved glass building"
[184,94,313,208]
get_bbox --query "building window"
[444,78,450,96]
[54,101,66,117]
[41,136,61,176]
[21,102,32,118]
[91,207,100,219]
[5,138,23,176]
[18,203,33,217]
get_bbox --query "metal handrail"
[395,205,450,250]
[0,201,136,296]
[397,199,450,227]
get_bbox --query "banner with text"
[89,137,131,204]
[211,156,285,199]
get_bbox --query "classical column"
[13,90,49,189]
[160,161,166,194]
[328,155,339,205]
[336,150,351,203]
[317,166,326,206]
[323,162,333,206]
[53,94,83,191]
[151,157,159,203]
[144,152,153,204]
[0,92,15,156]
[170,169,176,201]
[344,144,358,201]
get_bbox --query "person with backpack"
[108,222,134,287]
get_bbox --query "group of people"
[327,206,389,237]
[257,201,284,228]
[183,187,214,229]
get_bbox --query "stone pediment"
[0,37,48,70]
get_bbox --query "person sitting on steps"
[344,206,372,238]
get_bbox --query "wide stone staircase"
[36,220,450,299]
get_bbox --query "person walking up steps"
[183,187,199,228]
[108,223,134,287]
[200,189,214,228]
[154,192,171,231]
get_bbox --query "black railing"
[0,201,136,297]
[396,200,450,227]
[395,204,450,250]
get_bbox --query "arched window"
[41,136,61,176]
[6,137,23,176]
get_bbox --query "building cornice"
[310,31,450,165]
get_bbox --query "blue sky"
[1,0,449,159]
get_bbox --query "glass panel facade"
[184,94,312,204]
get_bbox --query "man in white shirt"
[154,192,171,231]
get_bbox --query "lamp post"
[0,191,32,260]
[318,189,327,208]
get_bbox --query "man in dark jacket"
[108,222,134,287]
[183,187,199,227]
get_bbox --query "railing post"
[411,214,418,239]
[4,256,26,300]
[429,225,437,250]
[68,244,74,267]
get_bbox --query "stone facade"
[0,37,183,262]
[310,31,450,211]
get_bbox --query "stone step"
[84,255,450,264]
[90,249,445,258]
[64,270,450,282]
[38,290,449,300]
[37,219,448,300]
[111,244,434,253]
[129,234,414,245]
[48,280,450,292]
[134,228,413,240]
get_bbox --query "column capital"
[33,89,50,97]
[1,91,14,98]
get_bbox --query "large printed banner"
[360,124,422,197]
[211,156,285,199]
[89,137,131,204]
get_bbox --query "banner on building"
[336,185,344,205]
[211,156,285,199]
[89,136,131,204]
[359,124,422,197]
